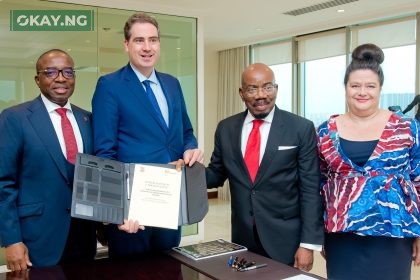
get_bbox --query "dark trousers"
[60,218,98,264]
[325,232,413,280]
[106,225,181,258]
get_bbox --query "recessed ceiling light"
[256,28,263,31]
[85,39,91,43]
[67,48,72,51]
[176,47,181,50]
[337,9,345,13]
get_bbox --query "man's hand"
[169,159,184,171]
[293,247,314,272]
[118,219,145,233]
[5,242,32,271]
[412,237,420,266]
[183,148,204,166]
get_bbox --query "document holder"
[71,153,208,227]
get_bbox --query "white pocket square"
[278,146,297,150]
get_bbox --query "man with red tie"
[206,63,324,271]
[0,49,97,271]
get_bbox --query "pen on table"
[228,255,234,267]
[239,263,267,272]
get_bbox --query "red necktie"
[56,108,78,164]
[244,119,264,182]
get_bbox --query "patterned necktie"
[142,80,167,128]
[56,108,78,164]
[244,119,264,183]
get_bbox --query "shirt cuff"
[300,243,322,251]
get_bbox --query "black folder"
[71,153,208,227]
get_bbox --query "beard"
[253,112,269,119]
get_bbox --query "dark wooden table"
[168,250,325,280]
[0,251,326,280]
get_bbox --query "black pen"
[239,263,267,271]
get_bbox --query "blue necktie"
[142,80,167,129]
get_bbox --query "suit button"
[251,190,256,195]
[66,208,71,213]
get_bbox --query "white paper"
[128,164,182,229]
[282,275,319,280]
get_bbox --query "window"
[350,18,416,116]
[301,55,346,127]
[251,41,293,112]
[0,0,199,240]
[297,29,347,127]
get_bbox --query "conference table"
[0,250,326,280]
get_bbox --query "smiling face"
[345,69,381,116]
[34,51,75,107]
[124,22,160,77]
[239,63,277,119]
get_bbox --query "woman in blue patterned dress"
[317,43,420,280]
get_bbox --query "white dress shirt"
[241,109,274,161]
[130,63,169,126]
[41,94,84,158]
[241,108,322,252]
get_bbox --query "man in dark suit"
[206,63,324,271]
[0,49,97,270]
[92,12,203,258]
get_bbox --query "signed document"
[128,164,182,229]
[71,154,208,227]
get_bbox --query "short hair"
[123,12,160,40]
[35,49,73,72]
[344,43,384,86]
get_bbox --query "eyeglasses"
[37,67,75,79]
[243,84,278,96]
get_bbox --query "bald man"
[206,63,324,271]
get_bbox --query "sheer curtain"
[216,46,249,200]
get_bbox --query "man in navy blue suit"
[0,49,97,270]
[92,12,203,258]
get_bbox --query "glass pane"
[0,0,198,237]
[0,0,98,111]
[251,42,293,113]
[380,45,416,117]
[0,0,197,131]
[302,55,346,127]
[270,63,292,112]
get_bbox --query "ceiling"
[1,0,418,71]
[56,0,420,51]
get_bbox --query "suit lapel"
[73,107,92,154]
[124,66,168,133]
[28,96,68,180]
[254,108,285,186]
[232,112,253,182]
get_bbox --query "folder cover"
[71,153,208,228]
